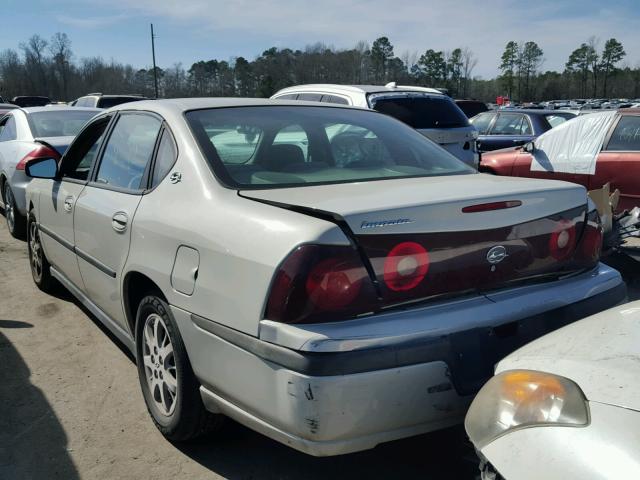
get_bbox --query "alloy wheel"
[142,313,178,416]
[4,186,15,232]
[29,221,43,282]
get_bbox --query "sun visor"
[531,111,617,175]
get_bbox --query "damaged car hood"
[496,300,640,412]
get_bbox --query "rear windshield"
[13,97,50,107]
[186,106,473,189]
[97,97,146,109]
[368,94,469,129]
[28,110,98,137]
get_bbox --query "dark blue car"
[471,109,577,152]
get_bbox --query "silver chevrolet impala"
[23,98,625,456]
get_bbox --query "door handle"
[111,212,129,233]
[64,196,74,213]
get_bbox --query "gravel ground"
[0,217,479,480]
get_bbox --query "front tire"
[27,214,56,292]
[3,183,26,239]
[135,295,223,441]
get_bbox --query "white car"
[24,98,624,456]
[0,107,100,237]
[271,83,479,167]
[465,301,640,479]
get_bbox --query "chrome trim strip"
[74,246,117,278]
[38,223,117,278]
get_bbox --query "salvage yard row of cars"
[1,85,640,478]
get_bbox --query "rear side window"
[606,116,640,151]
[322,95,349,105]
[152,130,177,187]
[369,94,469,129]
[490,114,531,135]
[275,94,298,100]
[0,116,17,142]
[96,114,162,190]
[470,113,494,135]
[297,93,322,102]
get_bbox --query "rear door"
[73,112,162,328]
[38,115,112,289]
[482,113,534,151]
[591,114,640,211]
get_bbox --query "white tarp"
[531,110,617,175]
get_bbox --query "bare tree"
[461,47,477,97]
[49,33,72,99]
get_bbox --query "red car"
[480,109,640,212]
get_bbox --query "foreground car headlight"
[465,370,589,449]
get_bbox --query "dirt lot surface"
[0,219,479,480]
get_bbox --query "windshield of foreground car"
[28,110,99,138]
[186,106,474,189]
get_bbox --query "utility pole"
[150,23,159,98]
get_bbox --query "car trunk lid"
[34,136,75,156]
[241,174,596,306]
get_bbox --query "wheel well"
[0,175,5,195]
[123,272,167,337]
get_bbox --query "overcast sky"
[2,0,638,78]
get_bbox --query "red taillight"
[549,220,576,260]
[383,241,430,291]
[265,245,377,324]
[306,257,363,310]
[462,200,522,213]
[16,145,60,170]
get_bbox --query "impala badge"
[170,172,182,184]
[360,218,414,229]
[486,245,508,264]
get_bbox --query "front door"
[38,116,111,289]
[73,112,162,328]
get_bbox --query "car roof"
[618,108,640,114]
[83,93,147,98]
[106,97,370,116]
[20,106,102,114]
[275,84,443,96]
[491,108,576,115]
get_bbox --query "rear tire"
[27,214,56,293]
[135,295,223,441]
[3,183,26,239]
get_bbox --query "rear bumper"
[173,263,625,456]
[6,171,29,215]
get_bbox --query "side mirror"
[25,157,58,179]
[523,141,535,153]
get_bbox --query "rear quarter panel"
[479,148,519,175]
[124,137,348,336]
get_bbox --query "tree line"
[0,32,638,103]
